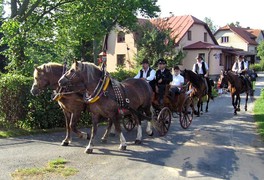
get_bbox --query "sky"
[155,0,264,30]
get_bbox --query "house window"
[117,31,125,43]
[219,53,224,66]
[221,36,229,43]
[204,32,208,42]
[117,54,125,66]
[199,53,205,60]
[187,31,192,40]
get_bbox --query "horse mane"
[38,62,63,72]
[226,71,237,85]
[185,69,203,89]
[74,61,101,81]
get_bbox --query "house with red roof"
[214,25,264,64]
[105,15,252,77]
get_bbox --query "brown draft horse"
[30,62,94,146]
[219,70,252,115]
[181,69,213,117]
[58,61,154,154]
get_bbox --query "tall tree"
[0,0,160,75]
[136,19,185,68]
[204,17,218,33]
[228,21,241,27]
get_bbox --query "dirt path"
[0,73,264,180]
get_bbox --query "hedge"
[0,68,136,130]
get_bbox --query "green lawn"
[254,89,264,138]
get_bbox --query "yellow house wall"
[106,26,137,72]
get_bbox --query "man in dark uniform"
[155,58,172,105]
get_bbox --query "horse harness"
[81,63,131,113]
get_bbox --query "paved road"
[1,73,264,180]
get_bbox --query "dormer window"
[221,36,229,43]
[117,31,125,43]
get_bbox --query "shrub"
[110,67,137,81]
[0,73,32,128]
[0,74,62,129]
[250,60,264,71]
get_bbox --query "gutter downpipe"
[208,48,212,76]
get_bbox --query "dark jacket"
[156,68,172,85]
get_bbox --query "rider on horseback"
[232,55,253,92]
[192,55,213,98]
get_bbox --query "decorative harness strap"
[111,80,127,107]
[84,61,110,104]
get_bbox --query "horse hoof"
[61,141,69,146]
[135,140,142,145]
[200,111,203,114]
[237,108,240,112]
[119,145,127,150]
[234,112,237,115]
[85,148,93,154]
[245,108,247,111]
[109,133,115,137]
[101,139,107,143]
[206,109,208,112]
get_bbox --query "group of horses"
[30,60,254,154]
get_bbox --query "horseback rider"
[232,55,252,91]
[134,58,156,91]
[192,55,212,97]
[155,58,173,105]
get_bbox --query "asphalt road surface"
[1,73,264,180]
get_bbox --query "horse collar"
[84,74,110,104]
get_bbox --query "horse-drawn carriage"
[122,84,193,136]
[31,60,194,153]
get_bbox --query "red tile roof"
[246,29,264,39]
[150,15,218,45]
[183,41,234,50]
[216,25,258,45]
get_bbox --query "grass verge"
[11,158,78,179]
[0,128,65,138]
[253,88,264,138]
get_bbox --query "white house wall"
[179,24,215,47]
[215,30,248,51]
[182,49,223,77]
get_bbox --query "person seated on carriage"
[231,55,253,91]
[170,65,184,100]
[134,58,156,91]
[192,54,213,98]
[155,58,173,106]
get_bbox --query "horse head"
[58,61,101,90]
[31,63,63,96]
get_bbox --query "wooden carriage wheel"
[179,96,193,129]
[156,107,172,136]
[122,113,137,132]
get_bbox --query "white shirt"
[192,61,209,74]
[134,67,156,81]
[170,74,184,89]
[232,60,248,73]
